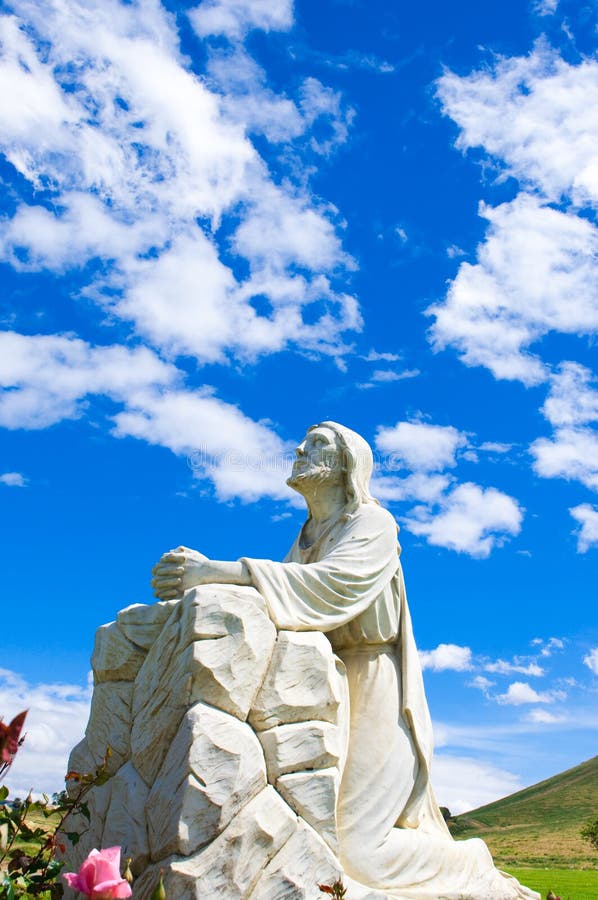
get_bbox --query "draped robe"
[242,503,539,900]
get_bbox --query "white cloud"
[419,643,473,672]
[496,681,566,705]
[530,364,598,496]
[375,420,467,471]
[583,647,598,676]
[432,755,523,815]
[437,43,598,206]
[372,418,523,557]
[370,370,419,383]
[0,0,359,369]
[526,709,566,724]
[468,675,495,693]
[0,332,179,429]
[299,77,355,156]
[358,368,420,389]
[113,387,293,501]
[0,472,26,487]
[362,350,402,363]
[541,362,598,428]
[479,441,512,454]
[428,196,598,385]
[531,426,598,491]
[435,40,598,530]
[538,637,565,657]
[534,0,558,15]
[204,47,353,155]
[571,504,598,552]
[372,472,451,504]
[0,668,91,798]
[188,0,293,40]
[0,331,296,501]
[206,46,304,143]
[405,482,523,558]
[485,659,544,677]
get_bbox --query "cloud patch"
[428,197,598,386]
[0,0,360,370]
[496,681,566,705]
[0,472,26,487]
[583,647,598,676]
[373,419,523,557]
[419,644,473,672]
[432,754,523,814]
[376,420,466,471]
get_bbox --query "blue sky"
[1,0,597,813]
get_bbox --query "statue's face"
[288,426,343,487]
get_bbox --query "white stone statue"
[147,421,538,900]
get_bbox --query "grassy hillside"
[450,755,598,867]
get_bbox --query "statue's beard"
[287,463,342,493]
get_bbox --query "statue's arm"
[151,546,251,600]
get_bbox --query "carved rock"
[180,586,276,719]
[249,631,344,731]
[131,641,194,785]
[131,587,276,784]
[103,761,149,874]
[117,600,179,650]
[132,787,297,900]
[85,681,132,773]
[147,702,266,860]
[250,819,343,899]
[276,768,340,853]
[91,621,146,683]
[258,721,342,780]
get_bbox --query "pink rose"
[63,847,132,899]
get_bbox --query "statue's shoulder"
[352,503,398,533]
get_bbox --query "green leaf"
[79,802,90,822]
[65,832,80,845]
[0,786,9,802]
[46,859,63,878]
[1,875,15,900]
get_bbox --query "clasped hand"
[151,545,211,600]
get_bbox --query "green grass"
[504,866,598,899]
[451,755,598,867]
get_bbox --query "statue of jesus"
[152,421,538,899]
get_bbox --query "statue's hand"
[151,545,211,600]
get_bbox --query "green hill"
[450,755,598,867]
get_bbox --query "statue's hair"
[309,421,380,514]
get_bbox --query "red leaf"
[0,710,27,763]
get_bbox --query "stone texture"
[249,631,344,731]
[103,761,150,874]
[147,702,266,860]
[258,721,342,781]
[117,600,179,650]
[249,819,343,900]
[85,681,132,773]
[180,586,276,719]
[91,621,147,683]
[131,640,194,785]
[276,768,340,853]
[132,787,297,900]
[131,587,276,785]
